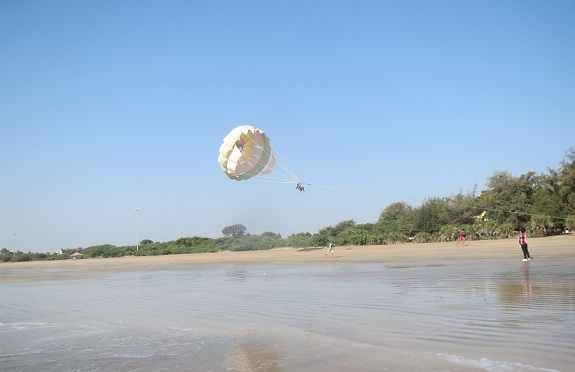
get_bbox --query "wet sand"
[1,235,573,283]
[1,235,574,371]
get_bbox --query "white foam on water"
[0,321,48,330]
[435,353,560,372]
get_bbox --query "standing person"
[326,242,334,257]
[456,229,467,246]
[519,228,533,261]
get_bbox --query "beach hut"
[70,252,84,259]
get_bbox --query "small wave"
[0,322,48,331]
[435,353,560,372]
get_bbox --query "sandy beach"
[1,235,573,283]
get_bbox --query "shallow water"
[1,259,574,371]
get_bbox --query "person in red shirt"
[456,229,467,246]
[518,228,533,261]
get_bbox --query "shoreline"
[1,235,573,283]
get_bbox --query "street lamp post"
[13,233,17,252]
[134,208,140,251]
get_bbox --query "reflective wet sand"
[1,236,574,371]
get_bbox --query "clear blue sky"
[2,1,574,253]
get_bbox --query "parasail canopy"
[218,125,277,181]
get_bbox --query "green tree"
[479,170,534,227]
[530,172,563,232]
[261,231,281,239]
[412,197,449,234]
[222,224,247,238]
[285,232,314,247]
[442,190,478,225]
[375,202,412,235]
[558,148,575,216]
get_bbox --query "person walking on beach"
[326,242,334,257]
[456,229,467,246]
[519,228,533,261]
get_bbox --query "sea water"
[1,259,574,371]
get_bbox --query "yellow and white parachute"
[218,125,301,186]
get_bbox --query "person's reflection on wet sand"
[522,263,532,297]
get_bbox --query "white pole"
[134,208,140,251]
[13,233,17,252]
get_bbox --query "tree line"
[2,149,574,262]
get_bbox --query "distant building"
[70,252,84,259]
